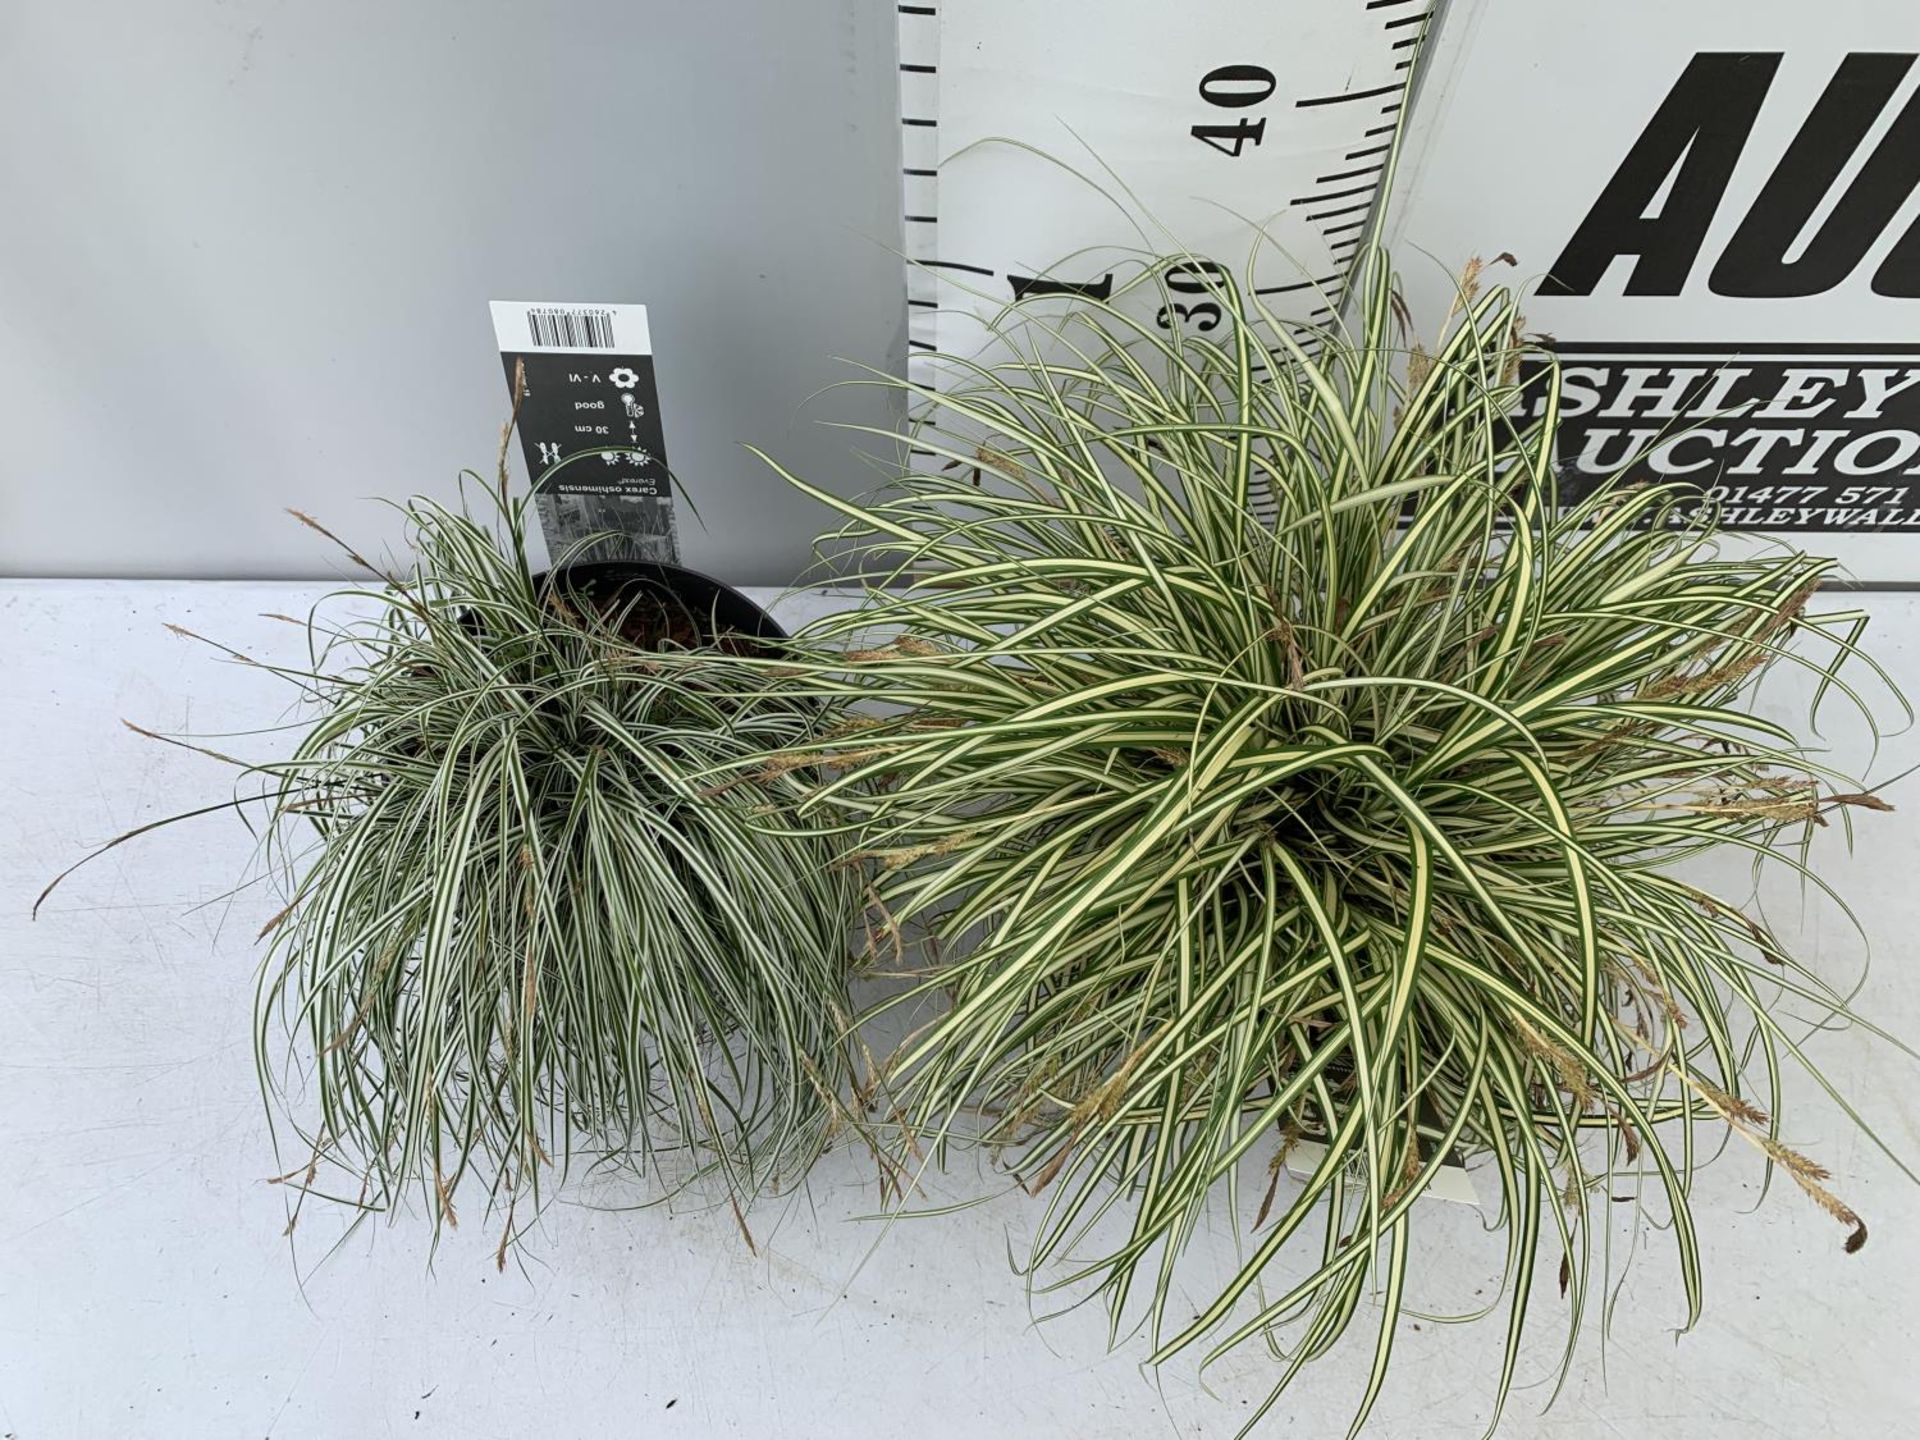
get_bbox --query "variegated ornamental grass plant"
[44,473,867,1261]
[761,250,1910,1433]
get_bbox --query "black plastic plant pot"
[534,560,787,654]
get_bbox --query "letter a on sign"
[1541,53,1779,297]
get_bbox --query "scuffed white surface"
[4,578,1919,1438]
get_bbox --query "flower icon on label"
[608,367,640,389]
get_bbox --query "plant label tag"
[489,301,678,565]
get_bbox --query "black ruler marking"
[1309,201,1373,220]
[1345,143,1391,159]
[1296,81,1404,108]
[900,63,937,73]
[1293,182,1377,204]
[902,117,936,127]
[1317,162,1385,182]
[1008,273,1114,301]
[1255,273,1343,296]
[921,259,996,277]
[1383,12,1431,27]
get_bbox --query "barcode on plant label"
[526,306,616,349]
[490,301,651,358]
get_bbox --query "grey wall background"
[0,0,904,583]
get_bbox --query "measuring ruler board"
[896,0,1435,382]
[490,301,679,566]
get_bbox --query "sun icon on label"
[608,367,639,389]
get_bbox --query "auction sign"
[1389,1,1920,581]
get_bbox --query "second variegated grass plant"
[761,250,1909,1432]
[45,472,868,1261]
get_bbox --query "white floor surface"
[5,578,1919,1439]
